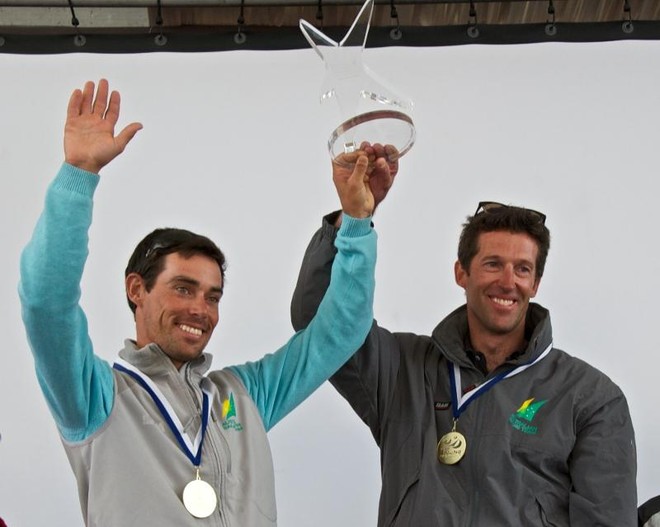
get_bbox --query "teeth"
[492,297,514,306]
[180,324,202,336]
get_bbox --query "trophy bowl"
[328,109,415,165]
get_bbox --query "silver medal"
[183,471,218,519]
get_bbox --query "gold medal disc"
[437,430,467,465]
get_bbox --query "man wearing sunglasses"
[291,146,637,526]
[19,80,383,526]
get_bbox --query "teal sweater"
[19,163,377,442]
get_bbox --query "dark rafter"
[1,0,660,53]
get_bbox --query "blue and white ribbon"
[113,359,213,466]
[448,342,553,421]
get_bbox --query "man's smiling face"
[455,230,540,345]
[128,252,223,368]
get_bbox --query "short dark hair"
[457,204,551,280]
[125,228,227,315]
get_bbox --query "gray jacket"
[64,341,277,527]
[291,215,637,526]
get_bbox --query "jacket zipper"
[184,368,230,527]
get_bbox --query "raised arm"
[226,151,382,430]
[291,143,397,329]
[19,80,141,442]
[288,145,404,442]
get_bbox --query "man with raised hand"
[291,149,637,526]
[19,79,382,526]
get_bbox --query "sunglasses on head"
[144,242,171,260]
[474,201,546,225]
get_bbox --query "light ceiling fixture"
[467,0,479,39]
[67,0,86,47]
[234,0,246,44]
[545,0,557,37]
[622,0,634,34]
[154,0,167,46]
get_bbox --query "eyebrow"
[169,275,224,295]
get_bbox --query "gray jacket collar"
[431,303,553,371]
[118,339,213,379]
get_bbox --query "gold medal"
[182,469,218,518]
[437,421,467,465]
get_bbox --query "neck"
[469,330,526,373]
[131,338,186,371]
[171,358,184,370]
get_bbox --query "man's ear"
[125,273,146,308]
[454,260,468,289]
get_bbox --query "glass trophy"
[300,0,415,166]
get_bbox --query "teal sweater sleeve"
[19,163,115,442]
[227,215,376,432]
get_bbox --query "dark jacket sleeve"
[291,213,401,445]
[568,382,638,525]
[290,211,341,331]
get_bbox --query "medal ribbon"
[113,359,212,466]
[448,342,553,421]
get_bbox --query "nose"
[498,265,515,289]
[188,292,210,318]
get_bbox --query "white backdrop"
[0,41,658,525]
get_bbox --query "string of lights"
[0,0,659,53]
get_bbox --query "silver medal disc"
[183,478,218,518]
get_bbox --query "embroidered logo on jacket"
[221,393,244,431]
[508,397,547,435]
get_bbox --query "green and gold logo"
[221,392,243,431]
[509,397,547,435]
